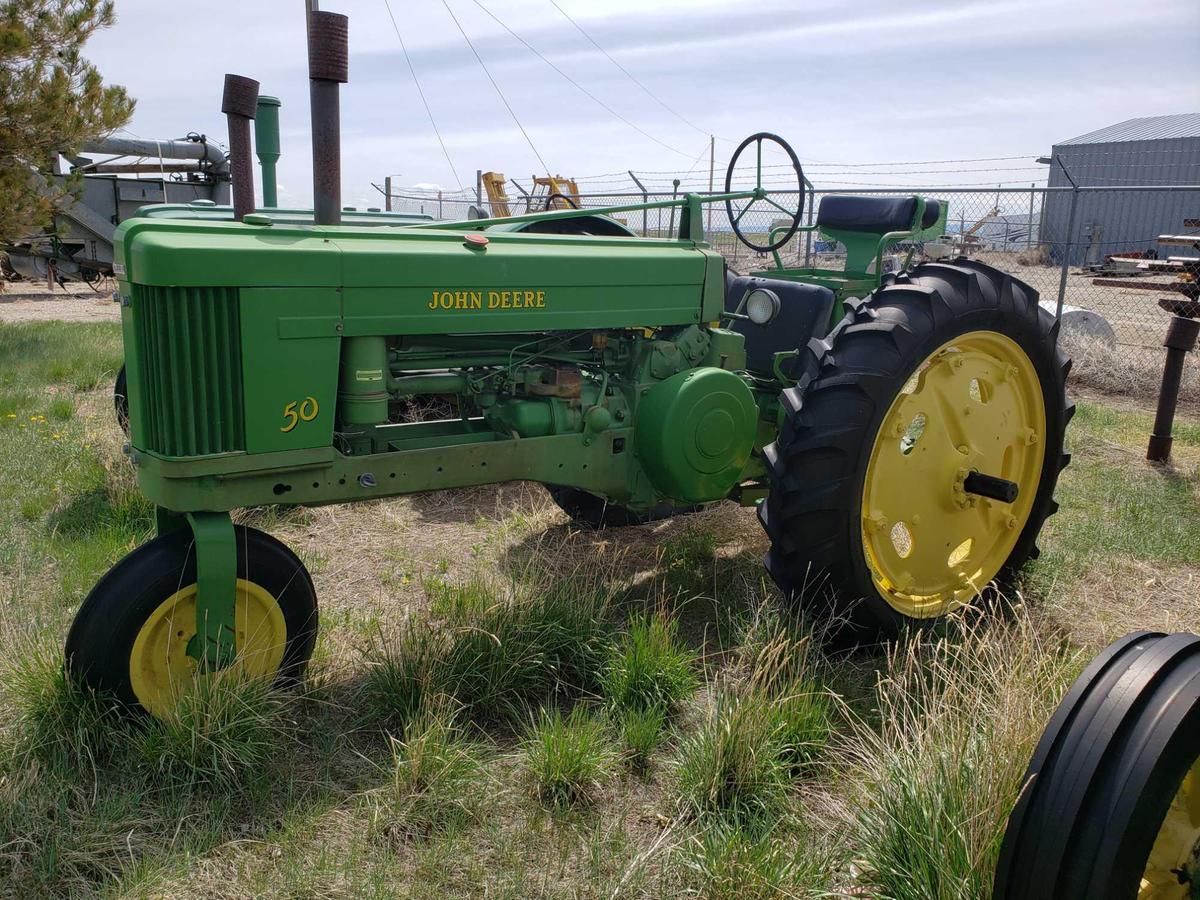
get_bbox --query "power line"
[547,0,713,140]
[469,1,696,159]
[382,0,464,191]
[440,0,551,174]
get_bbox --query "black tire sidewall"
[66,525,318,710]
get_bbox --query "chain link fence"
[386,182,1199,407]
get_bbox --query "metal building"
[1040,113,1200,265]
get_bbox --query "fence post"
[706,134,715,241]
[667,178,680,238]
[803,177,814,267]
[1055,185,1079,327]
[628,170,648,236]
[385,175,392,212]
[1027,183,1034,250]
[1052,157,1081,330]
[438,190,443,220]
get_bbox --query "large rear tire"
[759,260,1072,639]
[66,526,318,718]
[994,631,1200,900]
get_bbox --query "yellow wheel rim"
[129,579,288,717]
[860,330,1046,618]
[1141,760,1200,899]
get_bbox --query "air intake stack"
[307,10,348,226]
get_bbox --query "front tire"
[760,260,1071,639]
[66,526,318,717]
[994,632,1200,900]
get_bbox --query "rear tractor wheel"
[65,526,317,717]
[760,260,1072,639]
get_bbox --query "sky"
[83,0,1200,209]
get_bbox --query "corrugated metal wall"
[1040,136,1200,264]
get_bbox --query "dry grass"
[1062,332,1200,409]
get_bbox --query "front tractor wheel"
[65,526,318,717]
[760,260,1071,639]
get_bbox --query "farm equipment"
[482,170,582,216]
[69,10,1072,720]
[1099,229,1200,463]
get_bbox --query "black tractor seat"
[724,272,836,380]
[817,195,941,233]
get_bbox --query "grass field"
[1,319,1197,898]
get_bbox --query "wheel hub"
[860,331,1047,617]
[1141,761,1200,900]
[128,579,288,717]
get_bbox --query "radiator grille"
[131,285,245,457]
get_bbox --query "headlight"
[745,288,781,325]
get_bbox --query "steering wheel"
[545,192,579,211]
[724,132,805,253]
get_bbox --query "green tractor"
[69,11,1072,717]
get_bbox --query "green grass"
[672,687,794,828]
[1029,400,1199,588]
[359,575,615,729]
[2,320,1198,896]
[841,620,1082,899]
[614,704,666,773]
[368,708,483,842]
[679,820,833,900]
[601,614,698,716]
[522,706,618,808]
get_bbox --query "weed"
[523,706,617,807]
[358,620,447,734]
[368,707,482,842]
[602,614,697,716]
[1,640,122,776]
[360,578,615,729]
[134,669,294,791]
[678,820,831,900]
[425,574,495,620]
[661,527,718,596]
[672,687,791,828]
[841,618,1082,899]
[615,704,666,773]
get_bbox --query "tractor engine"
[330,323,757,505]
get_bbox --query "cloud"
[86,0,1200,205]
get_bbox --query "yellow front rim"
[1140,760,1200,899]
[860,330,1047,618]
[129,579,288,717]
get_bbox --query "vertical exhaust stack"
[255,96,281,208]
[221,74,260,221]
[307,10,348,226]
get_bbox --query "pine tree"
[0,0,134,245]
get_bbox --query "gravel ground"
[0,281,121,323]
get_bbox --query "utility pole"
[706,134,715,238]
[385,175,392,211]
